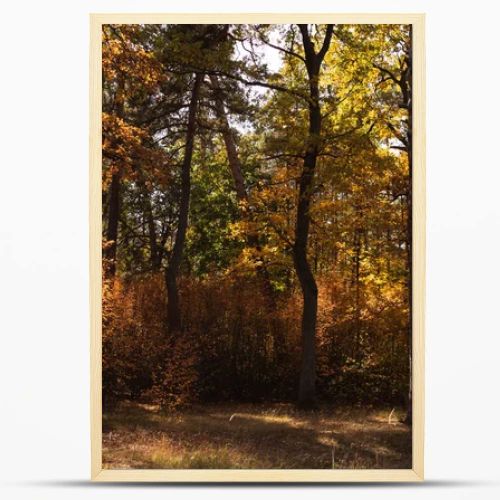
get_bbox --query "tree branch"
[373,63,401,85]
[317,24,335,62]
[255,26,306,63]
[298,24,315,60]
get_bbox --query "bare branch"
[255,26,306,63]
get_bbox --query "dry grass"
[103,402,411,469]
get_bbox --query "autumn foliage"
[102,24,412,413]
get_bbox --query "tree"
[209,74,247,202]
[293,24,334,408]
[165,71,203,333]
[371,25,412,423]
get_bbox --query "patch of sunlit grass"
[103,402,411,470]
[148,446,256,469]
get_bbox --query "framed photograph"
[90,13,425,482]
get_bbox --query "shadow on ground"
[102,403,411,469]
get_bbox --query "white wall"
[1,0,499,498]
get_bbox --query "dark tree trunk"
[147,203,161,272]
[294,24,334,409]
[405,132,413,425]
[352,226,362,364]
[143,183,161,272]
[294,129,320,408]
[404,28,413,426]
[136,170,161,272]
[374,27,413,423]
[165,72,203,333]
[104,80,125,279]
[104,170,121,278]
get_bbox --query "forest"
[101,23,413,469]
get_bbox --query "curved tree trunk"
[165,72,203,333]
[294,120,320,408]
[294,24,334,409]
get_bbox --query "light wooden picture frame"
[90,13,425,482]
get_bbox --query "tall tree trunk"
[294,24,334,409]
[405,147,412,425]
[210,74,284,359]
[294,109,320,408]
[165,72,203,333]
[210,75,286,364]
[404,104,413,424]
[104,170,121,278]
[352,226,362,363]
[146,197,161,272]
[375,28,413,423]
[210,75,247,202]
[104,80,125,279]
[404,28,413,425]
[139,176,161,272]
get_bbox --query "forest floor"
[103,402,411,470]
